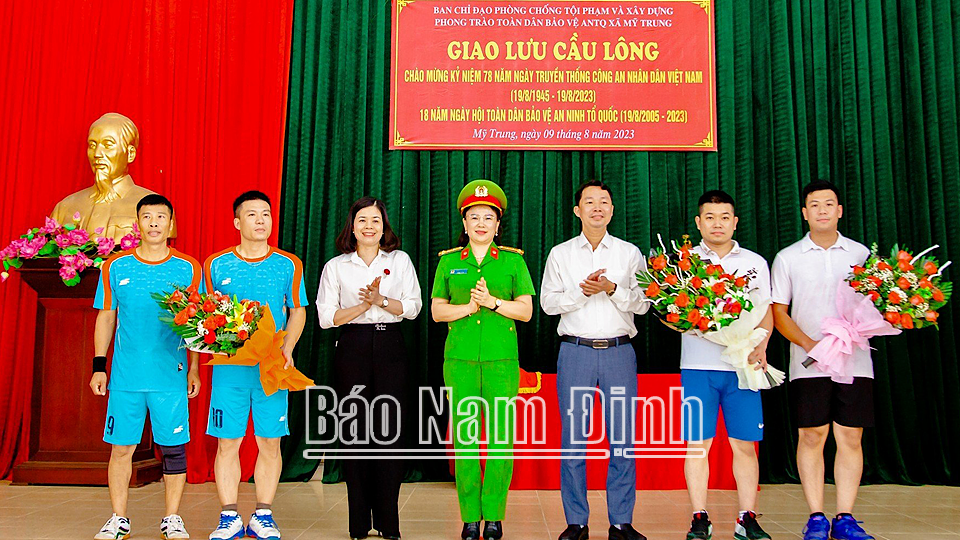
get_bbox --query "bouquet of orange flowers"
[638,235,784,390]
[639,235,758,333]
[153,285,262,355]
[153,285,314,394]
[850,244,951,329]
[805,244,952,382]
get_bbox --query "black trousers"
[333,323,408,537]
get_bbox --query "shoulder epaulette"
[499,246,524,256]
[438,247,464,257]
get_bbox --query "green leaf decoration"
[38,241,57,256]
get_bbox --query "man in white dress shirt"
[541,181,650,540]
[680,190,773,540]
[771,180,874,540]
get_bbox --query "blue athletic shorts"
[681,369,763,442]
[207,386,289,439]
[104,390,190,446]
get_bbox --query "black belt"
[340,322,401,333]
[561,335,631,349]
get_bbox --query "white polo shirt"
[680,241,772,371]
[770,232,871,380]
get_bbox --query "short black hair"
[801,180,842,206]
[136,194,174,216]
[574,180,614,206]
[233,190,272,216]
[697,190,736,214]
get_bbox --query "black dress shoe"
[461,521,481,540]
[483,520,503,540]
[350,533,368,540]
[608,524,646,540]
[378,532,401,540]
[559,524,589,540]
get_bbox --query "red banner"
[390,0,717,151]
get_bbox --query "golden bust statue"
[51,113,175,242]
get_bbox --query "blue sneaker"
[831,515,874,540]
[802,514,830,540]
[208,511,245,540]
[247,509,281,540]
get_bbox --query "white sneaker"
[208,511,245,540]
[94,514,131,540]
[246,509,281,540]
[161,514,191,539]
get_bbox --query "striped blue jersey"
[94,248,202,391]
[204,247,309,388]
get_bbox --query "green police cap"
[457,179,507,214]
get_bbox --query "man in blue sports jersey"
[89,194,202,540]
[204,191,308,540]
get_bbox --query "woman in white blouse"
[316,197,422,540]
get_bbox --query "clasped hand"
[469,277,497,312]
[358,276,385,308]
[580,269,616,296]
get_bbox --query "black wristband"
[93,356,107,374]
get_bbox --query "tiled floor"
[1,477,957,539]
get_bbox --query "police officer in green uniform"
[431,180,536,540]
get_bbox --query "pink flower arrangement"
[96,236,116,256]
[54,234,73,249]
[119,223,141,250]
[58,264,77,281]
[1,214,140,286]
[67,228,90,245]
[17,236,48,259]
[38,217,60,235]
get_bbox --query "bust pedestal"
[11,259,161,486]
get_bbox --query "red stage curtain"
[0,0,294,482]
[444,374,739,490]
[509,374,739,490]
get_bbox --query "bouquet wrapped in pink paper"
[805,243,952,383]
[805,281,902,383]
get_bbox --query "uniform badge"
[475,185,488,197]
[177,362,183,371]
[451,268,468,275]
